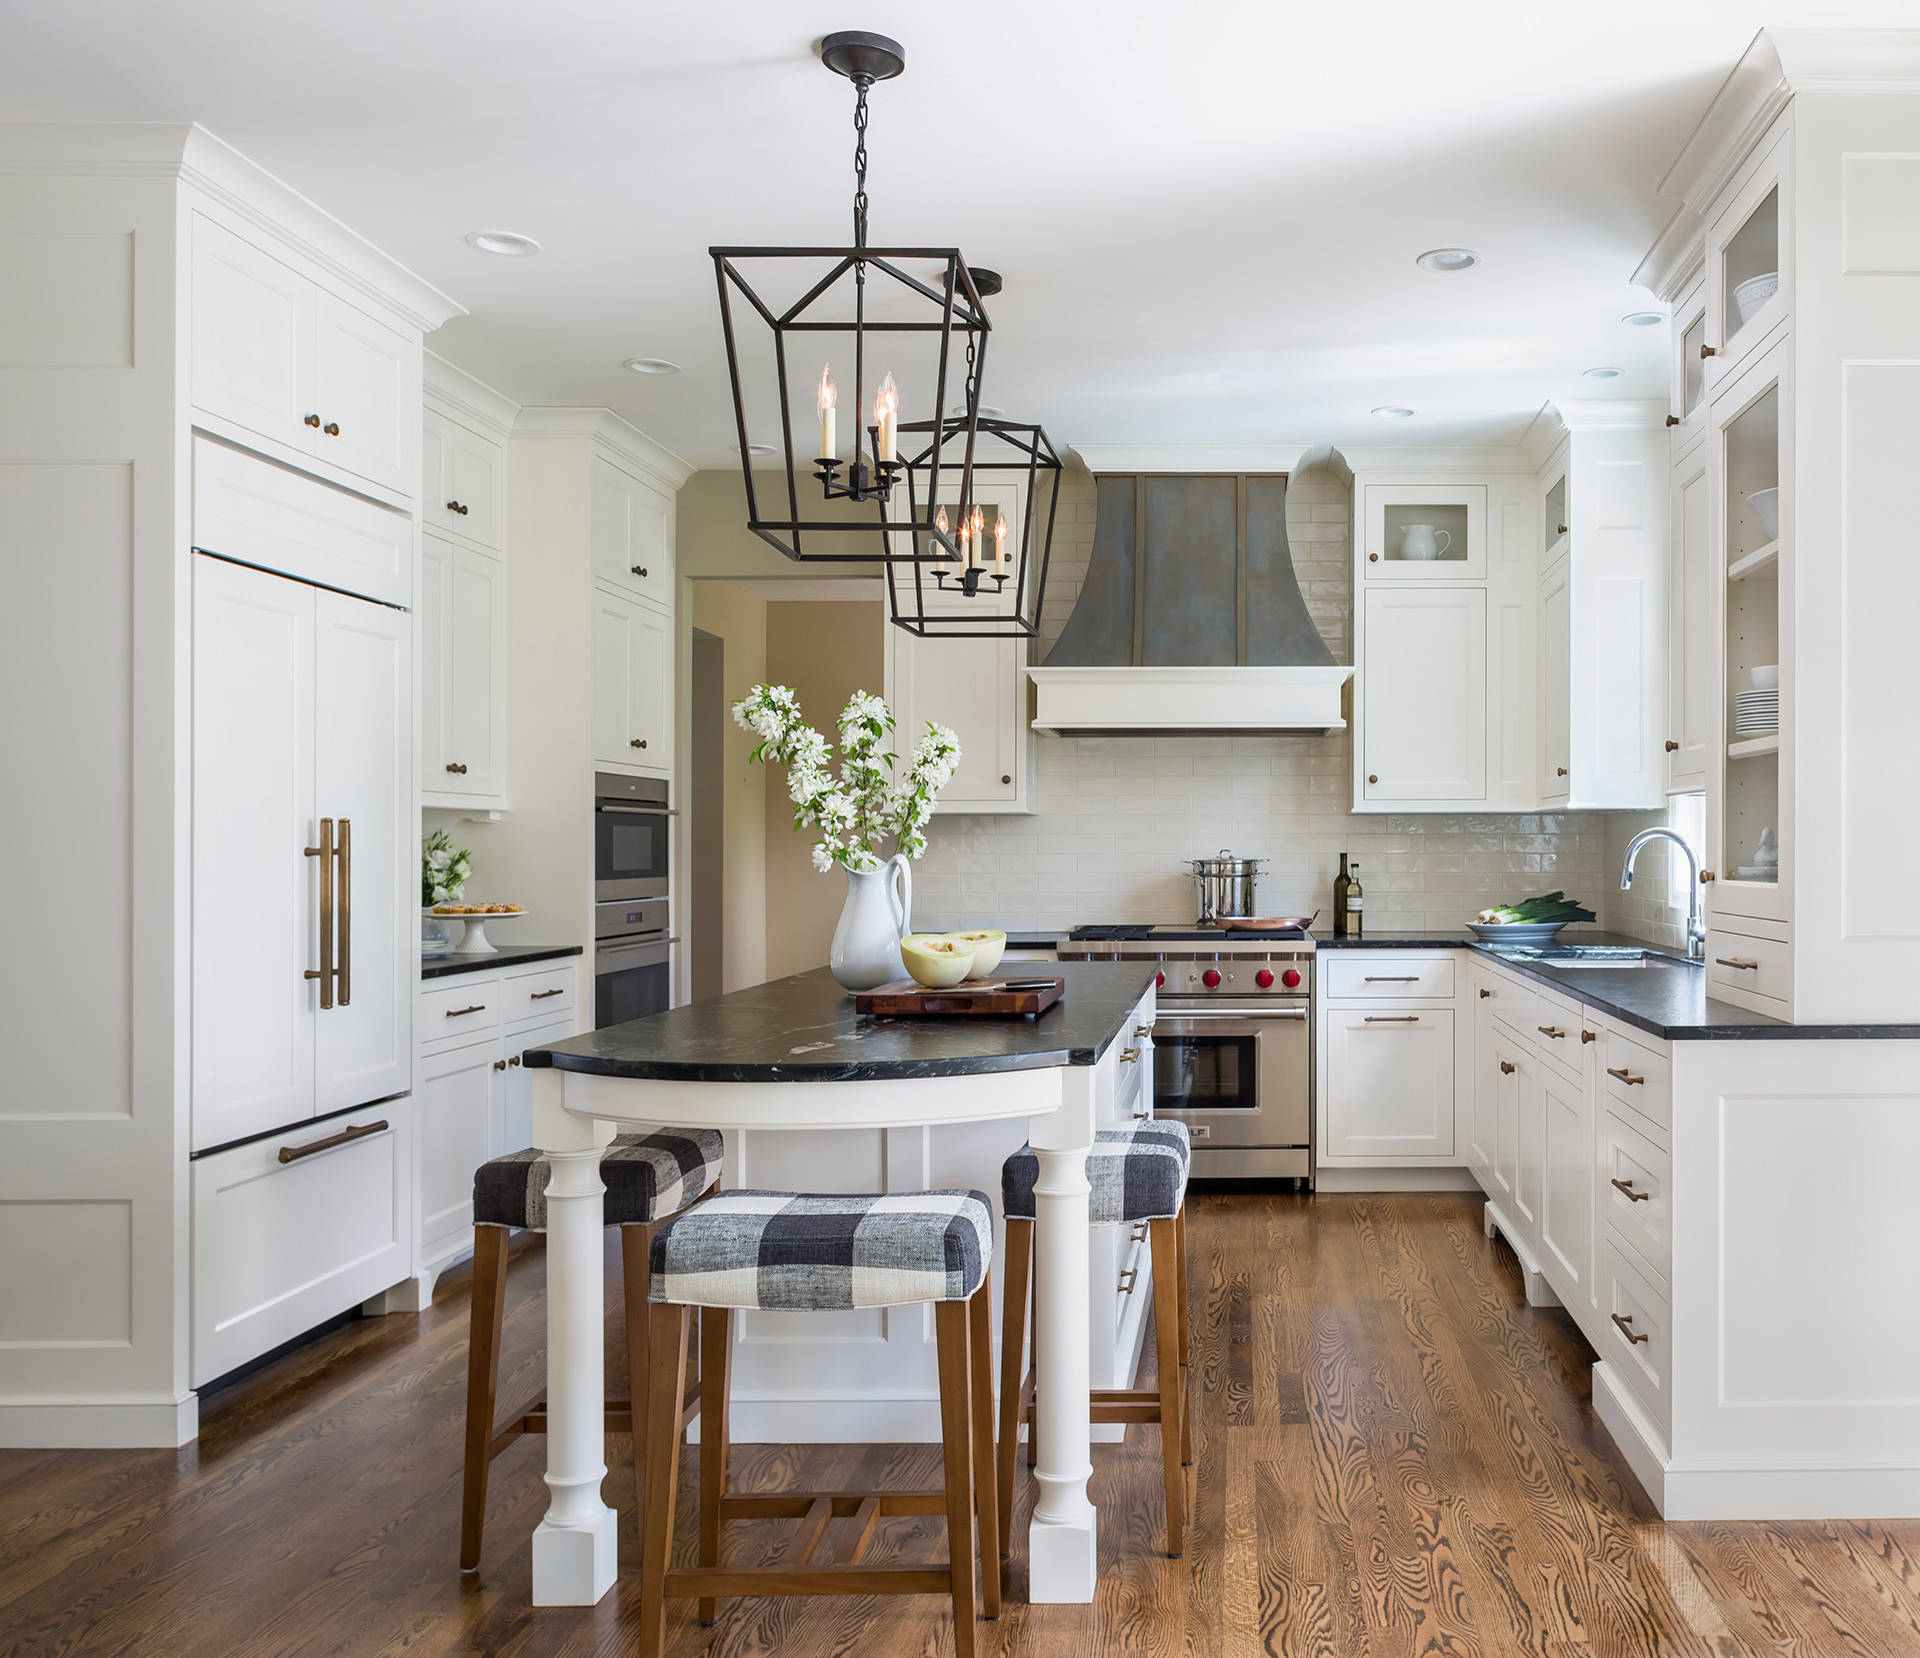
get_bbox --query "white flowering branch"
[732,684,959,874]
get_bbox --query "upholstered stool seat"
[638,1188,1002,1658]
[649,1188,992,1311]
[474,1127,724,1231]
[1001,1119,1190,1226]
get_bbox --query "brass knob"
[493,1059,507,1071]
[1368,773,1378,784]
[631,565,648,577]
[1581,1029,1597,1044]
[446,500,469,516]
[631,738,648,749]
[508,1055,521,1067]
[1700,344,1717,358]
[1556,766,1569,777]
[1557,524,1569,536]
[1368,552,1379,562]
[1499,1060,1516,1075]
[1478,988,1490,999]
[1665,739,1680,752]
[323,421,340,436]
[1001,773,1012,784]
[1665,413,1681,427]
[1700,870,1716,882]
[445,762,467,775]
[304,413,322,428]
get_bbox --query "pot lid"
[1189,848,1267,873]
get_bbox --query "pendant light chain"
[851,79,871,251]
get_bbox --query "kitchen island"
[520,961,1159,1606]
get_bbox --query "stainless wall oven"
[595,771,671,900]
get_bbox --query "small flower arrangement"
[422,829,473,907]
[733,685,959,874]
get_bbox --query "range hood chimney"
[1026,469,1353,734]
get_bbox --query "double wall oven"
[1060,926,1313,1182]
[594,772,674,1026]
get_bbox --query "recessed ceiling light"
[734,443,779,457]
[1371,406,1416,419]
[1415,247,1479,272]
[465,230,541,257]
[1621,310,1666,327]
[948,403,1007,418]
[1582,365,1623,380]
[623,357,681,376]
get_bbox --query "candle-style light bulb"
[993,513,1009,574]
[957,518,971,569]
[817,365,837,460]
[934,506,955,562]
[874,372,898,463]
[967,504,984,570]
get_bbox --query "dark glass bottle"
[1332,853,1351,937]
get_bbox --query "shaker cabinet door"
[312,292,416,495]
[1361,587,1486,802]
[591,583,670,773]
[190,215,317,457]
[1323,1008,1455,1158]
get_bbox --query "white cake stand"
[428,908,528,954]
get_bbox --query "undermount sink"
[1490,946,1671,970]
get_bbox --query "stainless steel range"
[1058,925,1313,1183]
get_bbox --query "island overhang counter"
[521,961,1160,1607]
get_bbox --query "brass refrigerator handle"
[336,818,352,1007]
[305,818,335,1010]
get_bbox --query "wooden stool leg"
[458,1224,511,1572]
[1149,1218,1186,1558]
[933,1300,979,1658]
[619,1224,654,1558]
[638,1303,690,1658]
[1176,1204,1193,1467]
[698,1306,732,1625]
[967,1273,1000,1617]
[995,1217,1031,1560]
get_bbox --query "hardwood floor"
[6,1191,1920,1657]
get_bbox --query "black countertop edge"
[422,943,585,980]
[524,961,1160,1082]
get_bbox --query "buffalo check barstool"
[637,1190,1001,1658]
[458,1127,724,1571]
[997,1119,1193,1557]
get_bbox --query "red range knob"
[1255,969,1275,988]
[1282,968,1301,988]
[1202,969,1222,988]
[1155,971,1165,988]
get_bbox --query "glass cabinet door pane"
[1380,502,1469,564]
[1543,474,1568,547]
[1682,310,1706,415]
[1720,379,1781,884]
[1722,185,1780,342]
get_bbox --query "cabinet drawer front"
[1600,1238,1671,1430]
[1601,1107,1671,1283]
[1325,957,1456,1000]
[191,1103,410,1386]
[421,978,503,1048]
[1600,1026,1671,1131]
[192,436,410,608]
[503,963,577,1030]
[1472,968,1538,1032]
[1706,928,1791,1005]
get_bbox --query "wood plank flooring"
[6,1191,1920,1657]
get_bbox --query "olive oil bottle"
[1332,853,1352,937]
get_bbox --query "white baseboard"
[363,1269,438,1315]
[1314,1166,1480,1193]
[1592,1361,1669,1509]
[0,1391,198,1448]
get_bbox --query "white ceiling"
[10,1,1920,463]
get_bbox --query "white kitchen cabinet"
[189,214,418,498]
[416,1040,497,1269]
[1322,1007,1455,1159]
[419,533,507,804]
[590,453,676,612]
[1702,131,1787,394]
[1665,442,1713,793]
[884,625,1030,813]
[191,555,412,1152]
[1537,1060,1594,1309]
[1360,586,1486,803]
[1361,483,1487,579]
[423,407,505,551]
[591,582,673,775]
[1539,555,1572,802]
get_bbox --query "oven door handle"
[595,936,677,971]
[1158,1007,1307,1023]
[596,803,679,817]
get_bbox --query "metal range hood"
[1026,470,1353,735]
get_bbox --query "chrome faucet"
[1620,826,1705,961]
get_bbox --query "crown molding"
[1338,441,1544,476]
[1632,202,1706,301]
[512,407,695,491]
[1068,444,1311,475]
[425,352,520,435]
[0,122,467,333]
[1545,398,1667,432]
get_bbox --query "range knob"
[1255,969,1274,989]
[1202,969,1222,989]
[1282,968,1301,989]
[1155,971,1165,988]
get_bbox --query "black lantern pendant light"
[711,31,992,567]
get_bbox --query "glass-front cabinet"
[1709,337,1788,925]
[1360,484,1487,579]
[1668,276,1708,450]
[1706,135,1787,390]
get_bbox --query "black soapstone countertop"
[422,943,584,981]
[523,961,1160,1082]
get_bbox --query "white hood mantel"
[1026,664,1353,736]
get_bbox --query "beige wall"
[764,601,887,977]
[688,581,768,992]
[677,468,874,582]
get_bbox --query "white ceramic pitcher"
[829,854,913,992]
[1399,523,1452,561]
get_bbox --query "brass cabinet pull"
[1365,1015,1419,1024]
[1367,773,1379,784]
[531,987,566,1000]
[1537,1024,1566,1039]
[304,818,335,1009]
[1131,1222,1148,1243]
[1556,766,1569,777]
[323,420,340,436]
[1120,1046,1141,1063]
[445,762,468,775]
[1369,552,1379,562]
[1479,987,1491,998]
[279,1118,387,1164]
[1715,956,1759,971]
[1499,1060,1516,1075]
[1556,524,1569,536]
[1700,870,1716,882]
[508,1055,522,1067]
[493,1058,507,1071]
[1134,1025,1152,1038]
[1118,1267,1139,1295]
[1700,343,1717,358]
[1665,739,1680,752]
[630,564,648,577]
[304,413,322,428]
[335,818,351,1007]
[1611,1312,1651,1345]
[446,1004,487,1018]
[1581,1029,1597,1044]
[1001,773,1012,785]
[1606,1066,1645,1085]
[1132,1108,1150,1120]
[1365,975,1419,983]
[1665,413,1680,427]
[446,500,469,516]
[1610,1177,1651,1203]
[631,737,648,749]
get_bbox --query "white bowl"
[1751,664,1779,691]
[1745,486,1780,540]
[1733,270,1779,326]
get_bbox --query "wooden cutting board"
[854,976,1066,1018]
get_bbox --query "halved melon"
[902,933,976,988]
[944,928,1007,979]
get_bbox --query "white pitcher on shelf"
[1399,522,1452,561]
